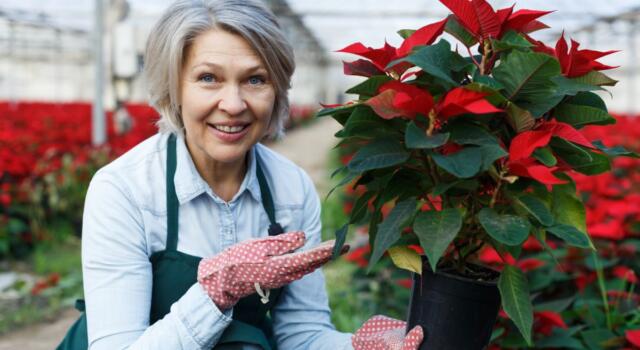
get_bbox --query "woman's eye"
[198,74,216,83]
[248,75,266,85]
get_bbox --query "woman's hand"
[352,315,424,350]
[197,231,344,310]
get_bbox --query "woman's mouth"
[207,123,250,142]
[211,124,247,133]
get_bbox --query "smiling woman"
[54,1,422,350]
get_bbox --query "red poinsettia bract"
[338,19,448,77]
[440,0,551,42]
[530,33,618,78]
[627,329,640,348]
[365,81,501,121]
[508,120,594,184]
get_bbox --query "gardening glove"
[352,315,424,350]
[197,231,347,310]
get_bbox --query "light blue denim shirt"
[82,132,354,350]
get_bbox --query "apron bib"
[57,134,284,350]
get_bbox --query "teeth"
[213,124,245,133]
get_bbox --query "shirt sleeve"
[271,169,354,350]
[82,170,233,350]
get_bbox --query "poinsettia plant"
[320,0,638,345]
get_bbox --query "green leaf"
[533,228,560,268]
[592,140,639,158]
[413,208,463,273]
[533,147,557,166]
[519,93,564,118]
[517,194,554,226]
[405,122,450,149]
[474,75,505,90]
[449,123,499,146]
[348,139,409,173]
[444,14,477,47]
[349,192,375,225]
[316,103,358,118]
[547,224,593,249]
[478,208,531,246]
[491,328,505,342]
[8,218,29,234]
[550,137,592,163]
[477,145,509,171]
[573,70,618,87]
[368,199,417,271]
[431,145,506,178]
[450,50,475,73]
[325,170,359,200]
[580,329,617,350]
[394,39,458,88]
[534,296,575,312]
[332,224,349,260]
[551,183,586,233]
[432,147,482,178]
[572,151,610,175]
[535,331,584,349]
[551,138,611,175]
[388,246,422,274]
[345,75,393,97]
[493,51,561,104]
[341,106,394,138]
[493,30,534,51]
[504,101,535,132]
[380,169,428,203]
[433,179,479,196]
[554,92,616,127]
[551,75,602,97]
[499,265,534,346]
[397,29,415,40]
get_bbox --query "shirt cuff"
[172,282,234,348]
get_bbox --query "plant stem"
[466,45,482,71]
[463,241,485,261]
[426,110,437,136]
[479,40,491,76]
[490,168,507,208]
[591,251,613,330]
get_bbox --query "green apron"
[57,134,285,350]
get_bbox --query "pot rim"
[430,262,500,287]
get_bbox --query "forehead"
[184,29,265,69]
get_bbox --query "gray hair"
[143,0,295,139]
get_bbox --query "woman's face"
[180,29,276,169]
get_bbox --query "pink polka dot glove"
[352,315,424,350]
[197,231,347,310]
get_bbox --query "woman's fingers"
[402,325,424,350]
[254,231,307,257]
[224,231,306,263]
[265,240,349,282]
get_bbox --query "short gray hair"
[144,0,295,138]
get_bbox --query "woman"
[57,1,423,349]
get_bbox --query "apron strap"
[255,152,284,236]
[166,133,179,252]
[165,135,283,252]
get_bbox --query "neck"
[185,141,248,203]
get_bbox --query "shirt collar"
[172,133,262,204]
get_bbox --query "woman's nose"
[218,85,247,116]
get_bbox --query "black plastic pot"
[406,258,501,350]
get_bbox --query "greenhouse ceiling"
[2,0,640,50]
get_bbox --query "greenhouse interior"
[0,0,639,349]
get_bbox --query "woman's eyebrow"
[190,62,267,74]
